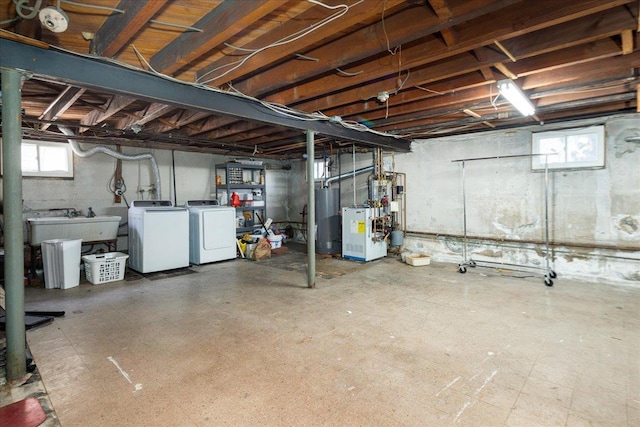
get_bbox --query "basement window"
[531,125,605,171]
[314,159,329,181]
[21,140,74,178]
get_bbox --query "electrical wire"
[7,27,407,143]
[149,19,202,32]
[0,18,19,26]
[336,67,364,77]
[196,0,361,84]
[60,0,123,14]
[381,0,399,55]
[415,85,446,95]
[295,53,319,61]
[394,69,410,94]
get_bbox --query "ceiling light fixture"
[38,6,69,33]
[497,79,535,116]
[377,91,390,103]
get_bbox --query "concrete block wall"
[2,144,290,251]
[395,113,640,286]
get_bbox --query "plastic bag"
[253,237,271,260]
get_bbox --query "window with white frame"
[314,159,329,181]
[20,140,74,178]
[531,125,605,170]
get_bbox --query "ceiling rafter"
[91,0,169,57]
[38,86,86,131]
[1,0,636,156]
[232,0,524,96]
[149,1,287,75]
[194,0,405,86]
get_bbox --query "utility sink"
[27,216,121,246]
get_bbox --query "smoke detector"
[39,6,69,33]
[377,91,390,103]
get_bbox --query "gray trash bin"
[41,239,82,289]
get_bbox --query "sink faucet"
[87,207,96,218]
[65,208,79,218]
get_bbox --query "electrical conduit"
[58,126,161,199]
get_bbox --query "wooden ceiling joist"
[91,0,169,57]
[38,86,86,131]
[0,37,411,151]
[149,1,286,75]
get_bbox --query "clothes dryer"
[185,200,236,264]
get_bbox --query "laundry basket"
[82,252,129,284]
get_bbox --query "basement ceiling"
[1,0,639,159]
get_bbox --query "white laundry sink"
[28,216,121,245]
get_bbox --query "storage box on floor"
[82,252,129,285]
[41,239,82,289]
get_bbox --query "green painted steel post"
[2,68,27,380]
[306,131,316,288]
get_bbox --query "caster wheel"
[469,261,477,268]
[549,270,557,279]
[544,278,554,287]
[458,266,467,274]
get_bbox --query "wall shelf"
[215,163,266,234]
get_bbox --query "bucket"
[390,230,404,246]
[245,243,257,258]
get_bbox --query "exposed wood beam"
[493,40,516,62]
[91,0,168,57]
[145,110,211,133]
[426,0,452,18]
[38,86,86,131]
[266,0,634,109]
[473,49,498,80]
[80,94,136,132]
[440,28,458,47]
[194,0,404,85]
[150,1,286,75]
[507,38,625,77]
[0,38,411,151]
[621,29,634,54]
[494,62,518,79]
[234,0,524,96]
[292,50,503,113]
[498,6,637,59]
[520,51,640,89]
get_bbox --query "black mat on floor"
[125,267,197,281]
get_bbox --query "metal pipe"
[544,156,551,274]
[352,144,356,206]
[306,131,316,288]
[2,68,27,380]
[324,166,374,185]
[462,160,468,262]
[58,126,162,199]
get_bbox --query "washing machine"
[185,200,236,265]
[128,200,189,273]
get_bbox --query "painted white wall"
[1,142,291,250]
[395,113,640,286]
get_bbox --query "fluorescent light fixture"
[497,79,535,116]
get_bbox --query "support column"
[306,131,316,289]
[2,68,27,380]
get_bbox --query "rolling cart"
[452,154,557,286]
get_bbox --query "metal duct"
[58,126,162,199]
[324,166,373,186]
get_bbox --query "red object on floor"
[0,397,47,427]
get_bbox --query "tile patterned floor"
[13,255,640,426]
